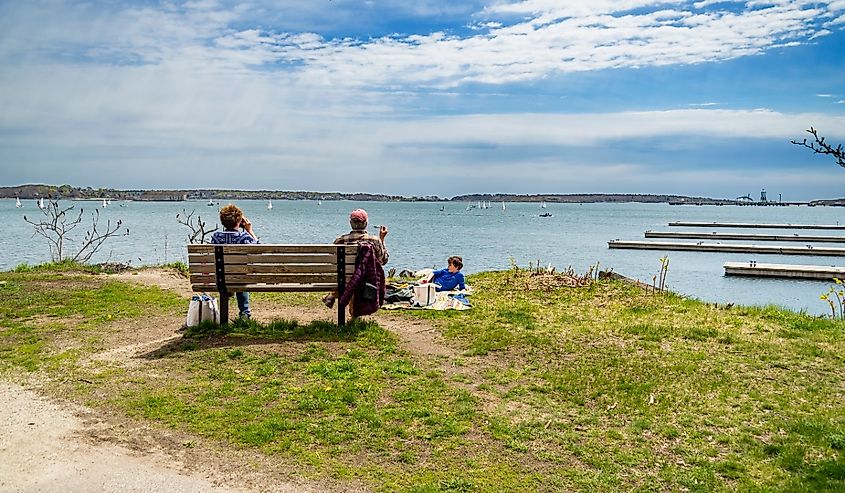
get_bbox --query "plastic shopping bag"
[185,294,220,327]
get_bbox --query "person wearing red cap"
[322,208,389,308]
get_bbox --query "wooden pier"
[607,240,845,256]
[724,262,845,280]
[667,221,845,230]
[645,231,845,243]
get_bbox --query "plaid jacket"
[339,243,386,316]
[334,229,388,265]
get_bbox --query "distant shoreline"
[2,184,842,206]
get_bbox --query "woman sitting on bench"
[210,204,258,319]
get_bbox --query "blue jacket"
[432,269,465,291]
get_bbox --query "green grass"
[0,269,183,372]
[1,265,844,491]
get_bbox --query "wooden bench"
[187,244,358,325]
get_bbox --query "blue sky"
[1,0,844,200]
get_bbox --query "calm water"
[4,198,844,315]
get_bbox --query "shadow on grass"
[140,317,379,359]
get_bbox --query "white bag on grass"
[186,294,220,327]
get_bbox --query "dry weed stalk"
[508,259,597,291]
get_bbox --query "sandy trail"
[0,383,258,493]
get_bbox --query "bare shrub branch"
[24,198,128,263]
[791,126,845,168]
[72,208,130,263]
[176,209,218,244]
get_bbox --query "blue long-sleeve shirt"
[431,268,466,291]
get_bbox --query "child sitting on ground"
[428,256,466,292]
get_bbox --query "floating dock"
[724,262,845,280]
[645,231,845,243]
[667,221,845,230]
[607,240,845,256]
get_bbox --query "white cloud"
[2,1,844,89]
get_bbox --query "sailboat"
[107,199,111,206]
[102,199,107,208]
[502,201,506,211]
[318,198,322,205]
[540,200,547,209]
[267,199,273,210]
[15,197,22,208]
[38,197,45,209]
[207,198,214,206]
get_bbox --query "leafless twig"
[72,209,130,263]
[24,199,128,263]
[791,126,845,168]
[177,209,218,244]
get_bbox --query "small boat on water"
[207,199,215,206]
[15,197,22,208]
[502,201,506,211]
[267,199,273,210]
[540,212,553,218]
[102,199,107,208]
[38,197,45,209]
[541,201,547,209]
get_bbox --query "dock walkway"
[668,221,845,230]
[608,240,845,256]
[645,231,845,243]
[724,262,845,280]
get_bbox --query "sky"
[1,1,844,200]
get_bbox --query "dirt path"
[0,382,260,493]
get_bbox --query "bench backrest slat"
[187,244,341,254]
[187,244,358,293]
[190,263,342,274]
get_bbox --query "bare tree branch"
[791,126,845,168]
[23,198,128,263]
[72,208,130,263]
[176,209,218,244]
[23,199,84,262]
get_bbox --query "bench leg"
[219,291,229,326]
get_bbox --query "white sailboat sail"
[15,197,22,208]
[267,199,273,210]
[102,199,107,207]
[502,201,506,211]
[541,201,547,208]
[38,198,45,209]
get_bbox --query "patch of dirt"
[0,382,285,493]
[113,268,192,297]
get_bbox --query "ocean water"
[3,198,844,315]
